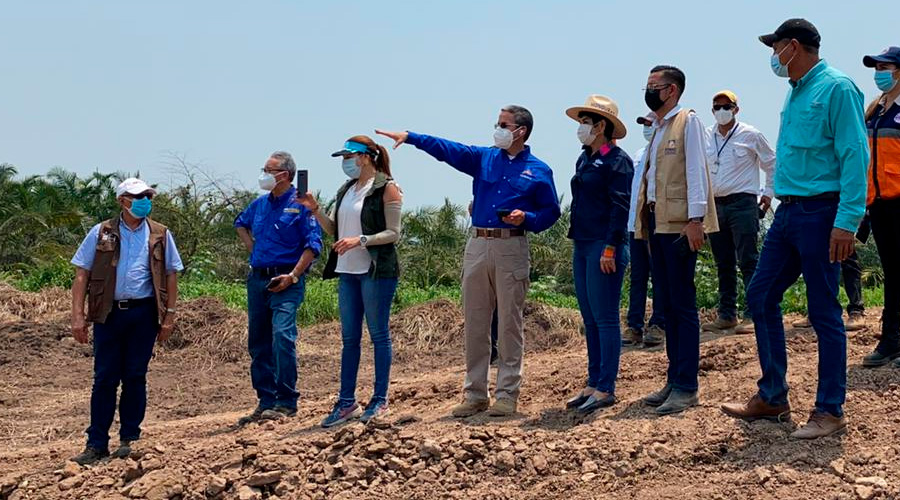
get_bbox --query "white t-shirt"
[335,178,374,274]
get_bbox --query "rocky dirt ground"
[1,282,899,500]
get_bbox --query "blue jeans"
[627,232,665,331]
[87,301,158,451]
[337,273,398,407]
[247,273,306,410]
[747,199,845,417]
[573,239,628,393]
[649,218,700,392]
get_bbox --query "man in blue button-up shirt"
[377,105,561,418]
[722,19,869,440]
[234,151,322,425]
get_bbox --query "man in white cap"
[702,90,775,335]
[69,177,184,465]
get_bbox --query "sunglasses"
[127,193,153,200]
[494,122,520,130]
[713,104,736,111]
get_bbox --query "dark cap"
[759,18,821,48]
[863,46,900,67]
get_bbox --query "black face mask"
[644,87,667,112]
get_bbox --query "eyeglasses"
[494,122,521,131]
[643,84,671,92]
[713,104,736,111]
[126,193,153,200]
[260,168,287,175]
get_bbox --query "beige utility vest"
[634,109,719,239]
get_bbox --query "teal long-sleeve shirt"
[775,59,869,232]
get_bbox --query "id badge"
[710,159,719,175]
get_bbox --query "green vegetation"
[0,164,886,323]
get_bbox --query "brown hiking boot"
[702,316,738,333]
[790,411,847,439]
[622,327,642,346]
[487,398,517,417]
[734,319,755,335]
[792,317,811,328]
[643,325,665,346]
[845,312,866,332]
[450,399,489,418]
[721,394,790,422]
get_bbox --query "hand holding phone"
[296,169,309,195]
[496,209,512,220]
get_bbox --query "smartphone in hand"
[296,169,309,195]
[497,209,512,220]
[266,278,280,291]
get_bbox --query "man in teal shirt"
[721,19,868,439]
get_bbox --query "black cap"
[636,116,652,126]
[759,18,821,48]
[863,46,900,67]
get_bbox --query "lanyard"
[713,124,738,164]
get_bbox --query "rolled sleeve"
[164,230,184,273]
[302,211,323,258]
[829,81,869,232]
[71,224,101,270]
[234,200,256,229]
[685,113,710,218]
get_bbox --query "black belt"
[474,228,525,238]
[776,192,839,204]
[251,265,295,278]
[114,297,156,310]
[714,192,756,205]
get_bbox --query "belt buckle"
[117,300,129,310]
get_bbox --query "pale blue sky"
[0,1,891,208]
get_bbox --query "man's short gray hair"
[270,151,296,181]
[502,105,534,142]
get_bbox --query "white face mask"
[714,109,735,126]
[642,124,654,142]
[341,157,361,179]
[576,123,596,145]
[493,126,517,149]
[258,172,277,191]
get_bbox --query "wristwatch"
[360,235,369,248]
[288,271,299,284]
[689,217,704,223]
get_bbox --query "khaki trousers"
[461,235,530,402]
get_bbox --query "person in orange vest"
[69,178,184,465]
[860,46,900,367]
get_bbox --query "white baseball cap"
[115,177,157,198]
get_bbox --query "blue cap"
[331,141,372,157]
[864,47,900,68]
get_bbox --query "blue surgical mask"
[128,197,152,218]
[642,124,654,142]
[770,45,794,78]
[874,70,898,92]
[342,157,361,179]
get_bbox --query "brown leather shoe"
[721,394,790,422]
[702,316,738,333]
[845,312,866,332]
[790,411,847,439]
[791,317,811,328]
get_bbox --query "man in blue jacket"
[378,105,561,417]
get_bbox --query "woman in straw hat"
[563,95,634,413]
[297,135,403,427]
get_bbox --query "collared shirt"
[406,132,561,232]
[645,105,710,218]
[71,217,184,300]
[628,145,648,232]
[776,59,869,232]
[234,185,323,268]
[705,121,776,198]
[568,144,633,243]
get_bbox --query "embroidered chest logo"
[283,207,300,214]
[664,140,678,155]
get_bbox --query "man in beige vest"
[634,65,719,415]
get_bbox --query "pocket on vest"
[87,279,106,316]
[665,184,688,222]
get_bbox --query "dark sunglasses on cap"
[713,103,736,111]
